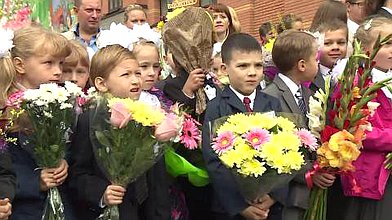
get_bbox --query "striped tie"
[295,89,307,114]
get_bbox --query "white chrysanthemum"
[64,81,83,97]
[0,28,14,58]
[60,103,73,110]
[43,111,53,118]
[23,89,40,101]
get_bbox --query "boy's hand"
[312,172,335,189]
[0,198,12,220]
[252,194,276,210]
[103,185,126,206]
[182,68,205,97]
[53,159,68,185]
[40,168,57,191]
[241,206,269,220]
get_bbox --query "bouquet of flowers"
[304,36,392,220]
[0,108,19,151]
[157,104,209,187]
[92,96,167,220]
[10,82,82,220]
[211,112,317,201]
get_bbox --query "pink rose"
[110,102,132,128]
[155,113,180,142]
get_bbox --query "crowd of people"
[0,0,391,219]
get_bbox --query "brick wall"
[218,0,323,40]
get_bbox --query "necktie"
[243,97,253,112]
[295,89,307,114]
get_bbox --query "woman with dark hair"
[309,0,348,32]
[208,4,239,43]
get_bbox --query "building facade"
[101,0,323,39]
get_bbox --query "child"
[202,33,282,220]
[2,25,71,219]
[310,19,348,93]
[70,44,169,220]
[264,30,330,220]
[211,52,229,87]
[340,17,392,220]
[60,40,90,90]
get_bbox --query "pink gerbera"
[296,129,318,151]
[180,118,201,150]
[244,128,270,150]
[212,131,236,155]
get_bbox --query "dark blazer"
[376,8,392,19]
[309,70,325,95]
[263,76,314,219]
[69,110,170,220]
[202,87,282,218]
[0,151,16,200]
[7,133,47,220]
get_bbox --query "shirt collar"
[229,85,256,109]
[319,64,332,78]
[372,68,392,100]
[73,23,101,40]
[347,18,359,33]
[278,73,300,98]
[382,7,392,15]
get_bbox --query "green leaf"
[95,131,111,148]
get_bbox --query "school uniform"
[264,74,313,220]
[7,133,47,220]
[69,109,165,220]
[202,86,281,219]
[163,69,220,219]
[0,151,16,200]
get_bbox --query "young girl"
[70,44,170,220]
[133,40,172,110]
[60,40,90,90]
[1,25,71,219]
[340,17,392,220]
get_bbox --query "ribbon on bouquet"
[305,162,362,193]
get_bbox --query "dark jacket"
[69,110,170,220]
[202,87,282,218]
[0,151,16,200]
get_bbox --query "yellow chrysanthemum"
[282,151,304,172]
[248,113,277,130]
[216,122,237,134]
[276,116,296,131]
[274,132,301,151]
[235,141,258,160]
[108,97,165,126]
[227,114,250,134]
[220,149,242,168]
[260,142,283,161]
[238,159,266,177]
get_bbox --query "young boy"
[202,33,282,220]
[310,19,348,93]
[264,30,330,220]
[60,40,90,90]
[69,45,170,220]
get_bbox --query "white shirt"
[229,86,256,109]
[278,73,301,105]
[347,19,360,34]
[372,68,392,100]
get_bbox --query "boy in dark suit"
[202,33,282,220]
[309,20,348,94]
[264,30,329,220]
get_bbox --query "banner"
[167,0,199,10]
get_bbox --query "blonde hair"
[0,25,70,108]
[90,44,136,82]
[228,6,241,33]
[132,39,158,57]
[64,40,89,68]
[124,4,147,23]
[355,17,392,49]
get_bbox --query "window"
[109,0,122,12]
